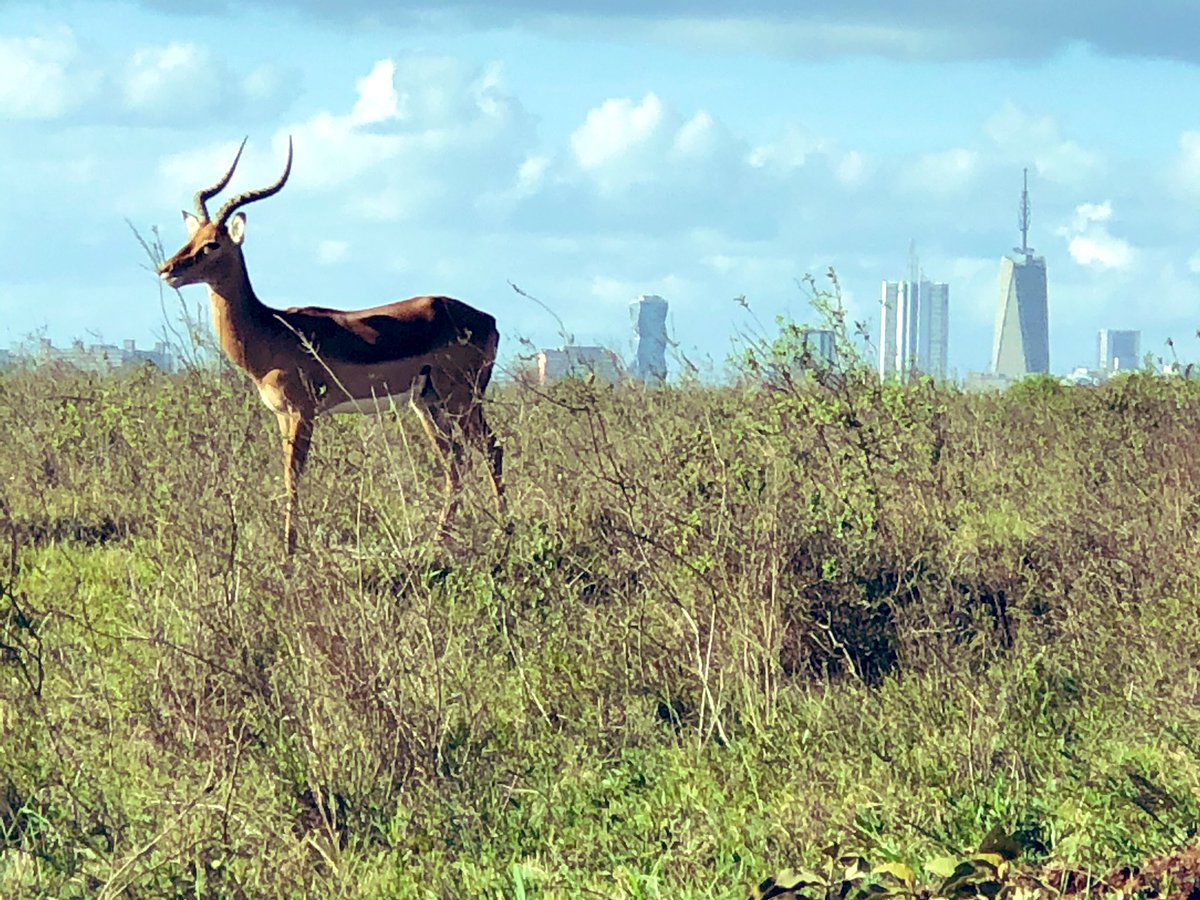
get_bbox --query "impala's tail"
[476,324,500,396]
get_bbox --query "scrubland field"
[3,308,1200,897]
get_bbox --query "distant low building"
[765,328,837,385]
[1061,366,1101,387]
[29,338,174,373]
[799,329,837,368]
[535,346,624,385]
[964,371,1014,393]
[1097,329,1141,374]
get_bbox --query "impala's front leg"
[278,410,314,556]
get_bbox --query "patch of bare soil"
[1027,847,1200,900]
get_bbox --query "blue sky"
[4,1,1200,377]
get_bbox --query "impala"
[159,137,506,554]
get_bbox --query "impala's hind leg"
[412,398,463,539]
[464,401,506,519]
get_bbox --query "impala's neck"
[206,252,280,375]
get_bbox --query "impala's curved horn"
[215,136,293,228]
[193,136,248,222]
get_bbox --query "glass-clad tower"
[992,169,1049,378]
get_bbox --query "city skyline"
[2,4,1199,379]
[0,160,1158,387]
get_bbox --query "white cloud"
[0,29,292,127]
[476,153,553,216]
[119,41,293,124]
[516,155,549,193]
[939,255,1001,326]
[748,127,870,189]
[570,94,667,173]
[316,239,349,265]
[1152,261,1200,321]
[1070,201,1112,229]
[902,148,978,193]
[748,125,831,172]
[700,250,797,286]
[0,27,92,119]
[1057,201,1134,269]
[984,102,1101,184]
[674,111,718,157]
[123,42,211,114]
[1035,142,1101,184]
[513,156,552,200]
[834,150,871,187]
[357,56,513,127]
[243,64,284,102]
[157,138,266,200]
[588,272,691,313]
[563,93,742,197]
[276,56,532,224]
[351,59,401,124]
[1173,131,1200,194]
[1068,235,1132,269]
[111,1,1200,66]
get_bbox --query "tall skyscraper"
[926,282,950,377]
[992,169,1049,378]
[878,246,949,380]
[879,281,903,379]
[630,294,668,383]
[1097,329,1141,373]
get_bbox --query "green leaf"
[969,853,1006,873]
[755,869,824,899]
[924,857,960,879]
[873,862,915,887]
[794,869,826,888]
[842,856,870,880]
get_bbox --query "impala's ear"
[226,212,246,245]
[182,211,201,237]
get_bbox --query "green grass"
[2,335,1200,896]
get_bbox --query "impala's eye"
[202,241,219,253]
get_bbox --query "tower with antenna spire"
[1016,167,1033,258]
[992,168,1049,378]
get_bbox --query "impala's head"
[159,136,293,289]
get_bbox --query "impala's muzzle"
[158,257,191,289]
